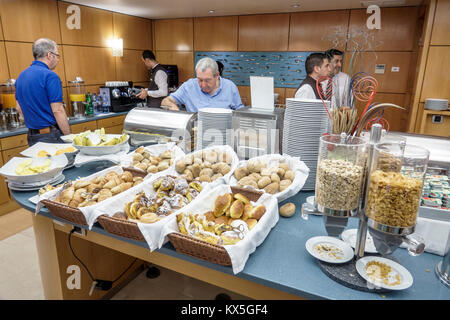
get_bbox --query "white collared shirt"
[322,72,353,108]
[147,64,168,98]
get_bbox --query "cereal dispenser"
[312,133,367,236]
[364,142,429,256]
[0,79,20,129]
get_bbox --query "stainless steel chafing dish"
[123,107,197,152]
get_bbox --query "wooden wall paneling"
[0,41,9,82]
[274,88,286,106]
[63,45,115,86]
[238,14,289,51]
[285,88,297,100]
[420,46,450,102]
[370,93,409,132]
[0,15,3,40]
[58,2,113,47]
[154,18,193,51]
[5,41,66,84]
[347,7,418,52]
[0,0,61,43]
[237,86,251,106]
[194,16,238,51]
[113,13,152,50]
[289,10,349,52]
[343,51,412,93]
[430,0,450,45]
[116,49,148,83]
[156,51,193,83]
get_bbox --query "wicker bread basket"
[167,186,264,266]
[41,167,147,226]
[97,214,146,241]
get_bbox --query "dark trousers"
[27,126,65,147]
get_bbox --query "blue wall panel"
[195,51,314,88]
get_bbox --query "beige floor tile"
[0,208,33,241]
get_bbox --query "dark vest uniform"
[296,75,322,99]
[147,64,168,108]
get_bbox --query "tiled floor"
[0,210,249,300]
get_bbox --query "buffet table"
[11,161,450,300]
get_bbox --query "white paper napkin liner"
[229,153,310,202]
[171,145,240,187]
[74,144,130,167]
[119,142,185,170]
[160,184,279,274]
[399,217,450,256]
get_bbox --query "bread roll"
[257,176,272,189]
[239,177,258,189]
[230,200,244,219]
[214,193,233,217]
[220,164,231,175]
[241,203,253,220]
[270,173,280,183]
[284,170,295,181]
[234,167,248,181]
[234,193,250,205]
[246,218,258,230]
[175,160,186,173]
[214,215,228,225]
[211,173,223,181]
[133,153,144,162]
[121,171,133,182]
[280,203,296,217]
[73,179,90,190]
[249,205,266,220]
[199,174,211,183]
[199,168,213,177]
[264,182,279,194]
[279,179,292,192]
[278,163,290,171]
[204,211,215,222]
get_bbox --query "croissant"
[121,171,133,182]
[103,176,122,189]
[60,186,75,205]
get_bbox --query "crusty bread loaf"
[280,203,296,217]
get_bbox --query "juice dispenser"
[0,79,20,130]
[68,78,86,118]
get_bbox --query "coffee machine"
[99,81,144,112]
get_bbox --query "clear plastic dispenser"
[68,78,86,118]
[366,142,430,255]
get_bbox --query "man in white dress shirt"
[324,49,353,108]
[294,52,331,100]
[136,50,169,108]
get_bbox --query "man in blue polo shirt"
[15,38,70,146]
[161,57,243,112]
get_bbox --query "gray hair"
[195,57,218,76]
[32,38,57,60]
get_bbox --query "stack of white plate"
[425,98,448,111]
[282,98,330,190]
[196,108,233,150]
[7,173,65,191]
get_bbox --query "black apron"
[147,64,168,108]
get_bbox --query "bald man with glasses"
[15,38,71,146]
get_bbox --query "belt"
[29,125,58,135]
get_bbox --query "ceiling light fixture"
[291,4,300,8]
[208,10,215,14]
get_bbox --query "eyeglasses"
[50,51,60,58]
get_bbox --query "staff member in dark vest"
[136,50,168,108]
[294,52,331,99]
[15,38,71,147]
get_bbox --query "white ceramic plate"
[0,155,68,183]
[9,174,65,192]
[356,256,413,290]
[305,236,354,264]
[20,142,77,158]
[341,229,378,253]
[72,134,129,156]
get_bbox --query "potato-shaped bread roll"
[277,167,286,178]
[159,150,172,159]
[211,163,222,173]
[264,182,279,194]
[191,164,201,178]
[214,193,233,217]
[257,176,272,189]
[205,151,218,163]
[135,163,148,171]
[184,154,194,165]
[220,164,231,175]
[199,168,213,177]
[234,167,248,181]
[133,153,144,162]
[135,146,146,154]
[182,169,194,181]
[199,175,211,183]
[249,172,262,182]
[247,159,263,173]
[260,168,272,176]
[147,165,158,174]
[239,177,258,189]
[230,200,244,219]
[284,170,295,181]
[175,160,186,173]
[211,173,223,181]
[121,171,133,182]
[279,203,296,217]
[279,179,292,192]
[270,173,280,183]
[278,163,290,171]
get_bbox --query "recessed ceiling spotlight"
[291,3,300,8]
[208,10,215,14]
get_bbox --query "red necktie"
[325,80,333,101]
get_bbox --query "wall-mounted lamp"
[108,38,123,57]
